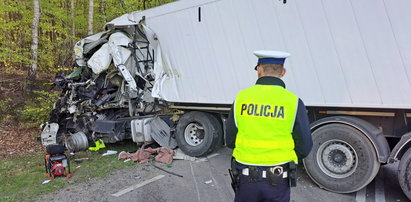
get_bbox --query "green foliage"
[0,46,32,67]
[0,0,32,69]
[22,90,59,126]
[0,98,13,123]
[51,66,72,73]
[0,98,12,111]
[0,0,175,73]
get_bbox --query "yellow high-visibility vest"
[233,84,299,165]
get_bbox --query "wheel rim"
[317,139,358,178]
[184,123,205,146]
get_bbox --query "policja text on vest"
[240,104,285,119]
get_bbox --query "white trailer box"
[106,0,411,109]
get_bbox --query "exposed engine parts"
[40,23,173,152]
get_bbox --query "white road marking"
[190,161,202,202]
[355,187,366,202]
[375,168,386,202]
[112,175,165,197]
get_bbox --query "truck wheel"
[176,111,222,157]
[303,123,380,193]
[398,148,411,200]
[210,114,224,152]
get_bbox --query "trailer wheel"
[176,111,222,157]
[303,123,380,193]
[398,148,411,200]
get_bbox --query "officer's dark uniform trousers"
[235,173,290,202]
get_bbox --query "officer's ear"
[279,68,286,78]
[257,65,263,78]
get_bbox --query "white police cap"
[254,50,291,66]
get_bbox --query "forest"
[0,0,174,158]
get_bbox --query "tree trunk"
[100,0,107,23]
[71,0,75,60]
[88,0,93,35]
[71,0,75,37]
[26,0,40,91]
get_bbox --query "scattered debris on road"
[151,163,183,178]
[73,158,89,163]
[173,148,197,161]
[204,180,213,184]
[118,147,174,164]
[42,180,51,185]
[195,152,220,162]
[102,150,118,156]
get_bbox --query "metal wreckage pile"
[40,22,178,153]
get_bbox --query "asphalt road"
[357,161,408,202]
[38,147,409,202]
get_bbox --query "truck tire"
[210,114,224,152]
[176,111,222,157]
[398,148,411,200]
[303,123,380,193]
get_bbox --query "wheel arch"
[389,132,411,163]
[310,116,390,163]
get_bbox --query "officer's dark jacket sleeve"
[292,99,313,159]
[225,104,237,149]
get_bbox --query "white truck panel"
[384,0,411,84]
[321,0,381,105]
[107,0,411,109]
[296,0,353,105]
[273,0,326,105]
[350,0,411,106]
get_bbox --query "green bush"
[22,90,59,126]
[0,98,12,111]
[0,98,13,123]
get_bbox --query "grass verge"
[0,141,139,202]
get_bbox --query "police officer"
[226,50,313,202]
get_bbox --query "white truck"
[40,0,411,199]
